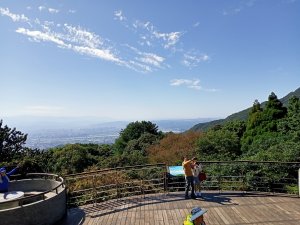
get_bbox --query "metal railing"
[167,161,300,195]
[64,161,300,207]
[64,164,167,207]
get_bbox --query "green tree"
[0,120,27,162]
[196,129,241,161]
[114,121,162,154]
[49,144,97,174]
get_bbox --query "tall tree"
[114,121,162,154]
[0,120,27,162]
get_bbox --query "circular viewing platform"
[64,191,300,225]
[0,173,66,225]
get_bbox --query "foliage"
[0,120,27,162]
[147,131,202,165]
[47,143,109,174]
[196,129,241,161]
[114,121,163,154]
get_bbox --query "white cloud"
[153,31,182,49]
[73,46,121,62]
[38,6,46,11]
[48,8,59,14]
[127,60,152,73]
[170,79,202,90]
[16,27,122,63]
[222,0,256,16]
[124,45,165,70]
[0,8,29,22]
[68,9,76,14]
[170,79,218,92]
[63,24,102,48]
[182,52,210,68]
[114,10,126,21]
[193,22,200,27]
[16,27,67,46]
[3,7,177,73]
[122,18,183,49]
[138,53,165,67]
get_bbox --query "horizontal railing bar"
[65,163,167,178]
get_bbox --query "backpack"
[199,172,207,181]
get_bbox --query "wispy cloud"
[16,25,122,63]
[132,20,183,49]
[222,0,256,16]
[2,7,170,72]
[170,79,202,90]
[68,9,76,14]
[138,52,165,67]
[193,22,200,27]
[1,7,210,74]
[38,6,59,14]
[125,45,165,69]
[73,46,121,62]
[153,31,182,49]
[170,79,218,92]
[115,11,183,49]
[114,10,126,21]
[182,52,210,68]
[0,8,29,22]
[38,6,46,11]
[48,8,59,14]
[16,27,67,46]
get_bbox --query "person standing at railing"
[183,206,208,225]
[0,165,19,193]
[182,157,196,199]
[192,161,203,198]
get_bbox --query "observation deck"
[62,162,300,225]
[0,173,66,225]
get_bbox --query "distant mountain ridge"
[190,87,300,132]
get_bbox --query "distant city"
[3,117,216,150]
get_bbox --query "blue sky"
[1,0,300,121]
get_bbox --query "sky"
[1,0,300,122]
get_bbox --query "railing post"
[164,165,168,194]
[298,168,300,197]
[93,175,96,205]
[116,170,120,199]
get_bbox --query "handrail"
[65,161,300,207]
[64,163,166,178]
[197,160,300,164]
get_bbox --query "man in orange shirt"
[182,157,196,199]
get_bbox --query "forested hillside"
[190,87,300,132]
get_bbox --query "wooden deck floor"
[63,191,300,225]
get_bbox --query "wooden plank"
[67,191,300,225]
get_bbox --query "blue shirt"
[0,167,18,192]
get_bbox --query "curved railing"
[0,173,65,208]
[65,161,300,207]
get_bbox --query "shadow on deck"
[60,191,300,225]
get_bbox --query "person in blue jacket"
[0,166,19,193]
